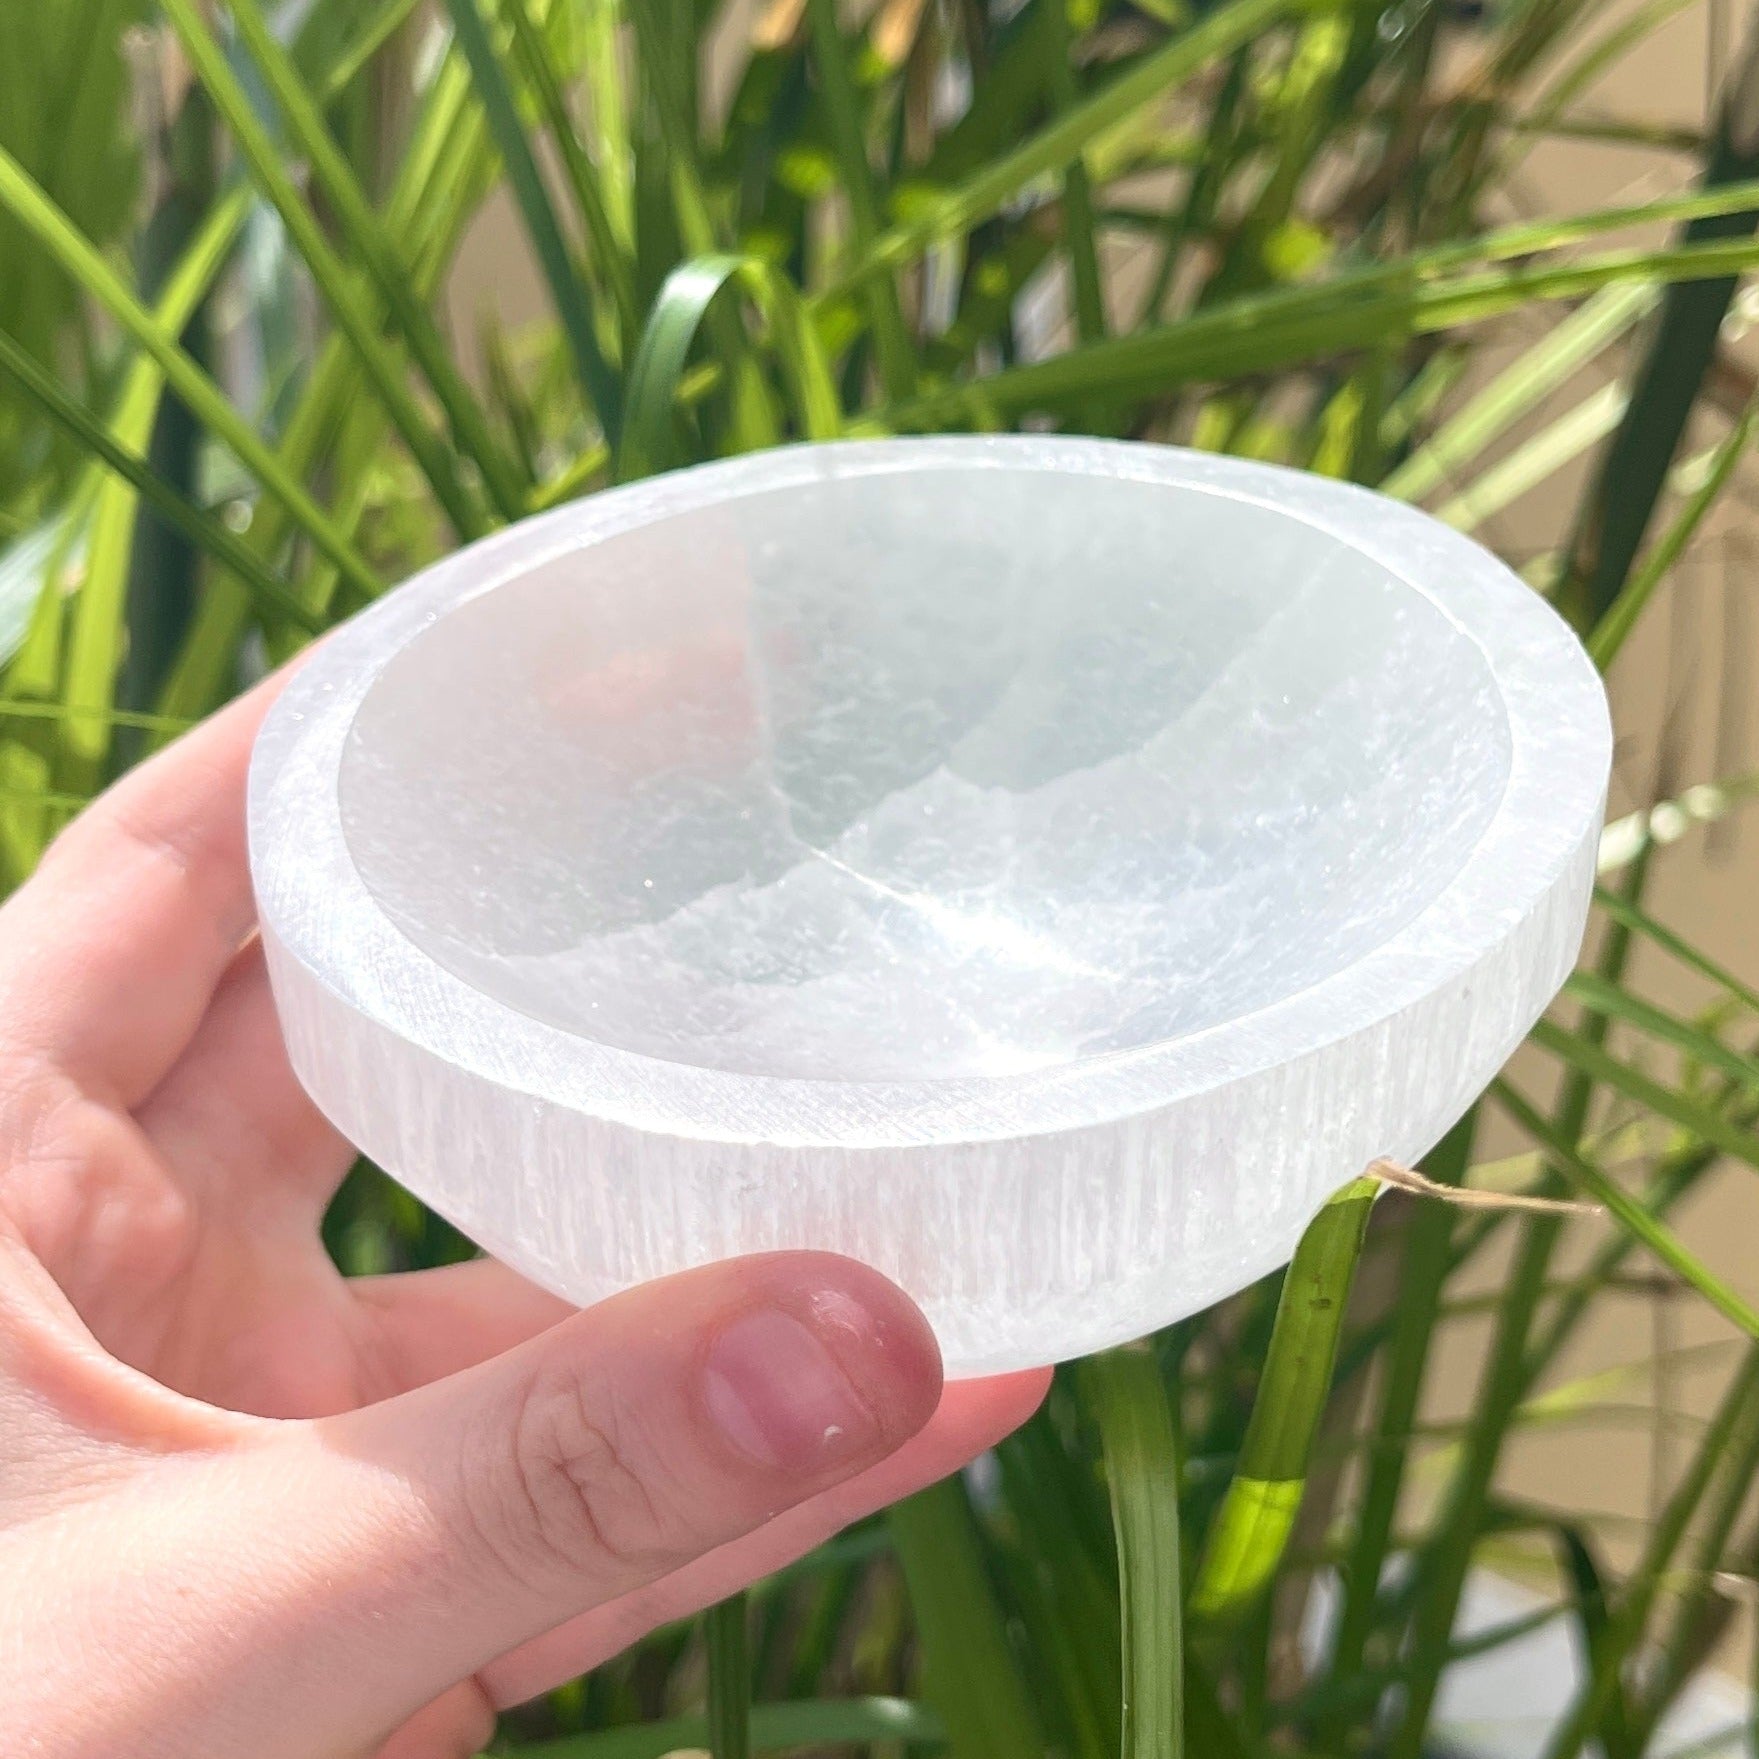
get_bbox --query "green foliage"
[0,0,140,512]
[4,1,1759,1755]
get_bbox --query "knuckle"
[494,1363,682,1581]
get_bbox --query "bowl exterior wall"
[262,816,1595,1375]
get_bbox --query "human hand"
[0,678,1049,1758]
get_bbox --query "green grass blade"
[0,144,381,602]
[157,18,506,719]
[1138,45,1248,325]
[993,1402,1123,1759]
[223,0,530,521]
[620,254,838,479]
[1540,1346,1759,1759]
[1382,281,1655,504]
[0,699,191,735]
[316,0,427,95]
[1389,855,1656,1759]
[1592,887,1759,1015]
[441,0,624,446]
[889,1476,1044,1759]
[580,0,634,251]
[1431,383,1627,534]
[1082,1347,1184,1759]
[1492,1077,1759,1339]
[510,1696,943,1758]
[499,0,639,350]
[1527,1017,1759,1177]
[863,231,1759,431]
[1588,389,1759,667]
[1627,1357,1759,1744]
[60,183,251,790]
[160,0,489,540]
[706,1593,751,1759]
[1516,0,1703,165]
[1190,1178,1377,1619]
[0,328,316,632]
[804,0,916,400]
[1565,971,1759,1091]
[1319,1115,1475,1748]
[1046,0,1107,433]
[1521,1133,1739,1384]
[829,0,1301,297]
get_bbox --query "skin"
[0,676,1050,1759]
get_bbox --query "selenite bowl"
[250,437,1611,1375]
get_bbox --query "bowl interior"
[339,465,1512,1082]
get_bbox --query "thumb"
[166,1253,940,1755]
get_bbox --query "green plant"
[4,1,1759,1755]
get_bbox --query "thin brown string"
[1366,1156,1604,1218]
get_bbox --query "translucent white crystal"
[250,438,1611,1374]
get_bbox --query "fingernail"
[703,1306,880,1472]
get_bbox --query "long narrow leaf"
[865,232,1759,431]
[1588,389,1759,666]
[1565,971,1759,1092]
[889,1476,1043,1759]
[1559,22,1759,628]
[1432,382,1627,534]
[1592,886,1759,1015]
[1540,1347,1759,1759]
[0,146,380,602]
[1492,1077,1759,1339]
[160,0,489,540]
[223,0,529,519]
[1528,1017,1759,1178]
[805,0,916,398]
[441,0,623,444]
[1190,1178,1377,1618]
[1381,281,1654,504]
[59,184,252,790]
[705,1593,751,1759]
[0,328,316,632]
[620,255,840,479]
[1319,1115,1476,1748]
[1082,1347,1184,1759]
[831,0,1301,295]
[499,0,638,348]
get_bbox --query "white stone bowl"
[250,437,1611,1376]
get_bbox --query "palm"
[10,994,544,1423]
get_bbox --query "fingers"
[350,1257,580,1389]
[478,1366,1051,1707]
[347,1257,1045,1708]
[0,674,287,1107]
[184,1254,942,1752]
[135,941,353,1215]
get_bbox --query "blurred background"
[5,0,1759,1752]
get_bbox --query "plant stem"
[1083,1347,1184,1759]
[889,1475,1043,1759]
[1318,1114,1475,1750]
[705,1593,751,1759]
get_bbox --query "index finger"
[0,669,290,1107]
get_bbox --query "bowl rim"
[248,435,1611,1149]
